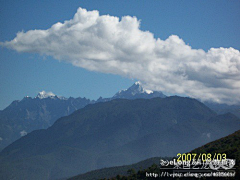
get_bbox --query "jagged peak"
[134,81,142,85]
[113,81,156,97]
[36,91,56,99]
[131,81,153,94]
[35,91,67,100]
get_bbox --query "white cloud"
[1,8,240,104]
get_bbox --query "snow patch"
[35,91,67,100]
[134,81,142,85]
[145,89,153,94]
[37,91,56,99]
[207,133,211,138]
[20,130,27,137]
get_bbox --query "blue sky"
[0,0,240,109]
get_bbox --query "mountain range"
[95,81,166,103]
[204,102,240,118]
[1,82,239,152]
[0,82,166,151]
[0,92,93,151]
[0,96,239,180]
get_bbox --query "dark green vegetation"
[69,157,169,180]
[191,129,240,174]
[0,97,239,180]
[82,130,239,180]
[101,163,161,180]
[0,96,92,151]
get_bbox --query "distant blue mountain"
[204,101,240,118]
[0,82,166,151]
[0,97,239,180]
[1,81,238,153]
[112,81,166,99]
[96,81,166,102]
[0,91,93,151]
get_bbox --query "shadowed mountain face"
[0,83,166,151]
[0,97,239,180]
[2,81,238,153]
[0,95,92,151]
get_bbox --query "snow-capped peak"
[36,91,56,99]
[131,81,153,95]
[113,81,154,97]
[134,81,142,85]
[145,89,153,94]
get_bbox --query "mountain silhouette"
[0,97,239,180]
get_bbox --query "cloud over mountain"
[1,8,240,104]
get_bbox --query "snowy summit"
[36,91,56,99]
[113,81,165,99]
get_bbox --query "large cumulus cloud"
[1,8,240,104]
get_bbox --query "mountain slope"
[69,157,166,180]
[0,97,239,180]
[205,102,240,118]
[72,130,240,180]
[0,82,166,151]
[191,129,240,165]
[0,93,92,151]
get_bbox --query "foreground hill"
[0,97,239,180]
[191,129,240,168]
[69,157,168,180]
[75,130,239,180]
